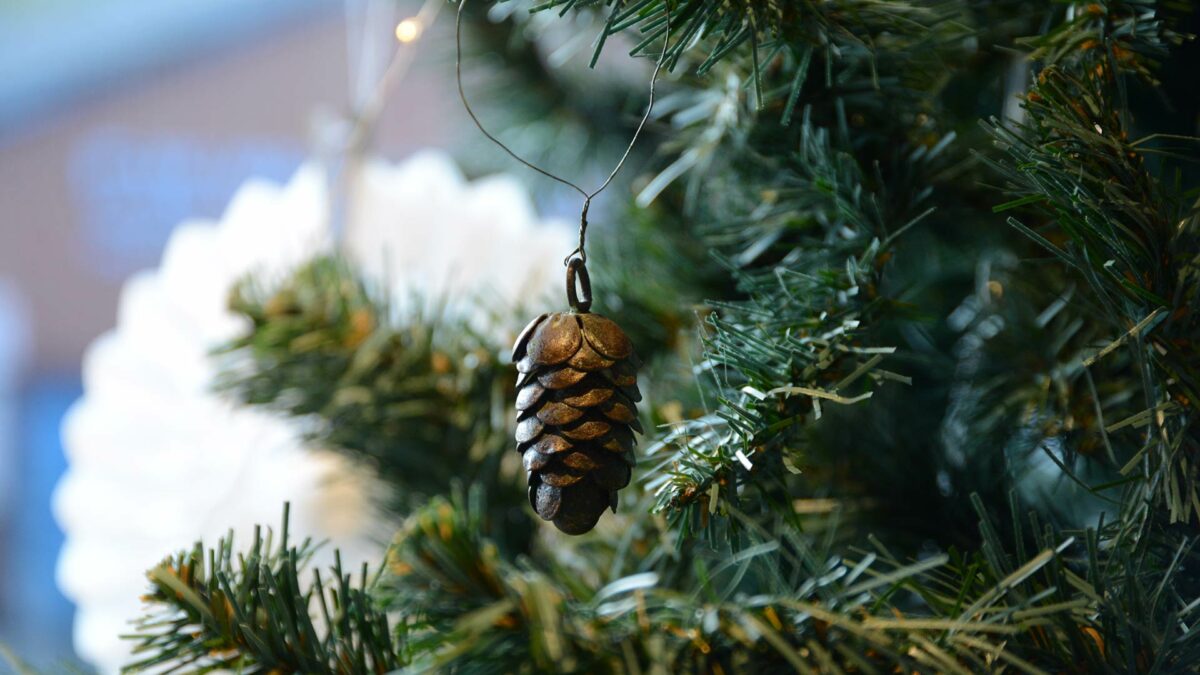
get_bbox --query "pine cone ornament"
[512,262,642,534]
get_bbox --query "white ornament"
[53,151,572,673]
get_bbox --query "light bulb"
[395,18,422,43]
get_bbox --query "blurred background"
[0,0,471,669]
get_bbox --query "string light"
[395,18,422,43]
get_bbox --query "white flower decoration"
[53,151,572,673]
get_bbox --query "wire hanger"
[454,0,672,267]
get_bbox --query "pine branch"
[219,256,520,515]
[375,486,1195,672]
[120,489,1200,673]
[530,0,951,82]
[122,505,400,674]
[376,487,585,672]
[985,4,1199,523]
[646,115,930,540]
[631,0,970,207]
[1019,0,1182,80]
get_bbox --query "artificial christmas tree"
[57,0,1200,673]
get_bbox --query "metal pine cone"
[512,311,642,535]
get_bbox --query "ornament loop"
[566,257,592,313]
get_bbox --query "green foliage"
[374,487,1200,674]
[533,0,951,84]
[122,505,399,674]
[120,492,1200,673]
[1021,0,1182,77]
[986,3,1199,524]
[220,257,518,513]
[648,118,922,537]
[378,488,584,672]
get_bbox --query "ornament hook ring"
[566,257,592,313]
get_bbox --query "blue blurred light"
[68,129,304,278]
[1,375,84,671]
